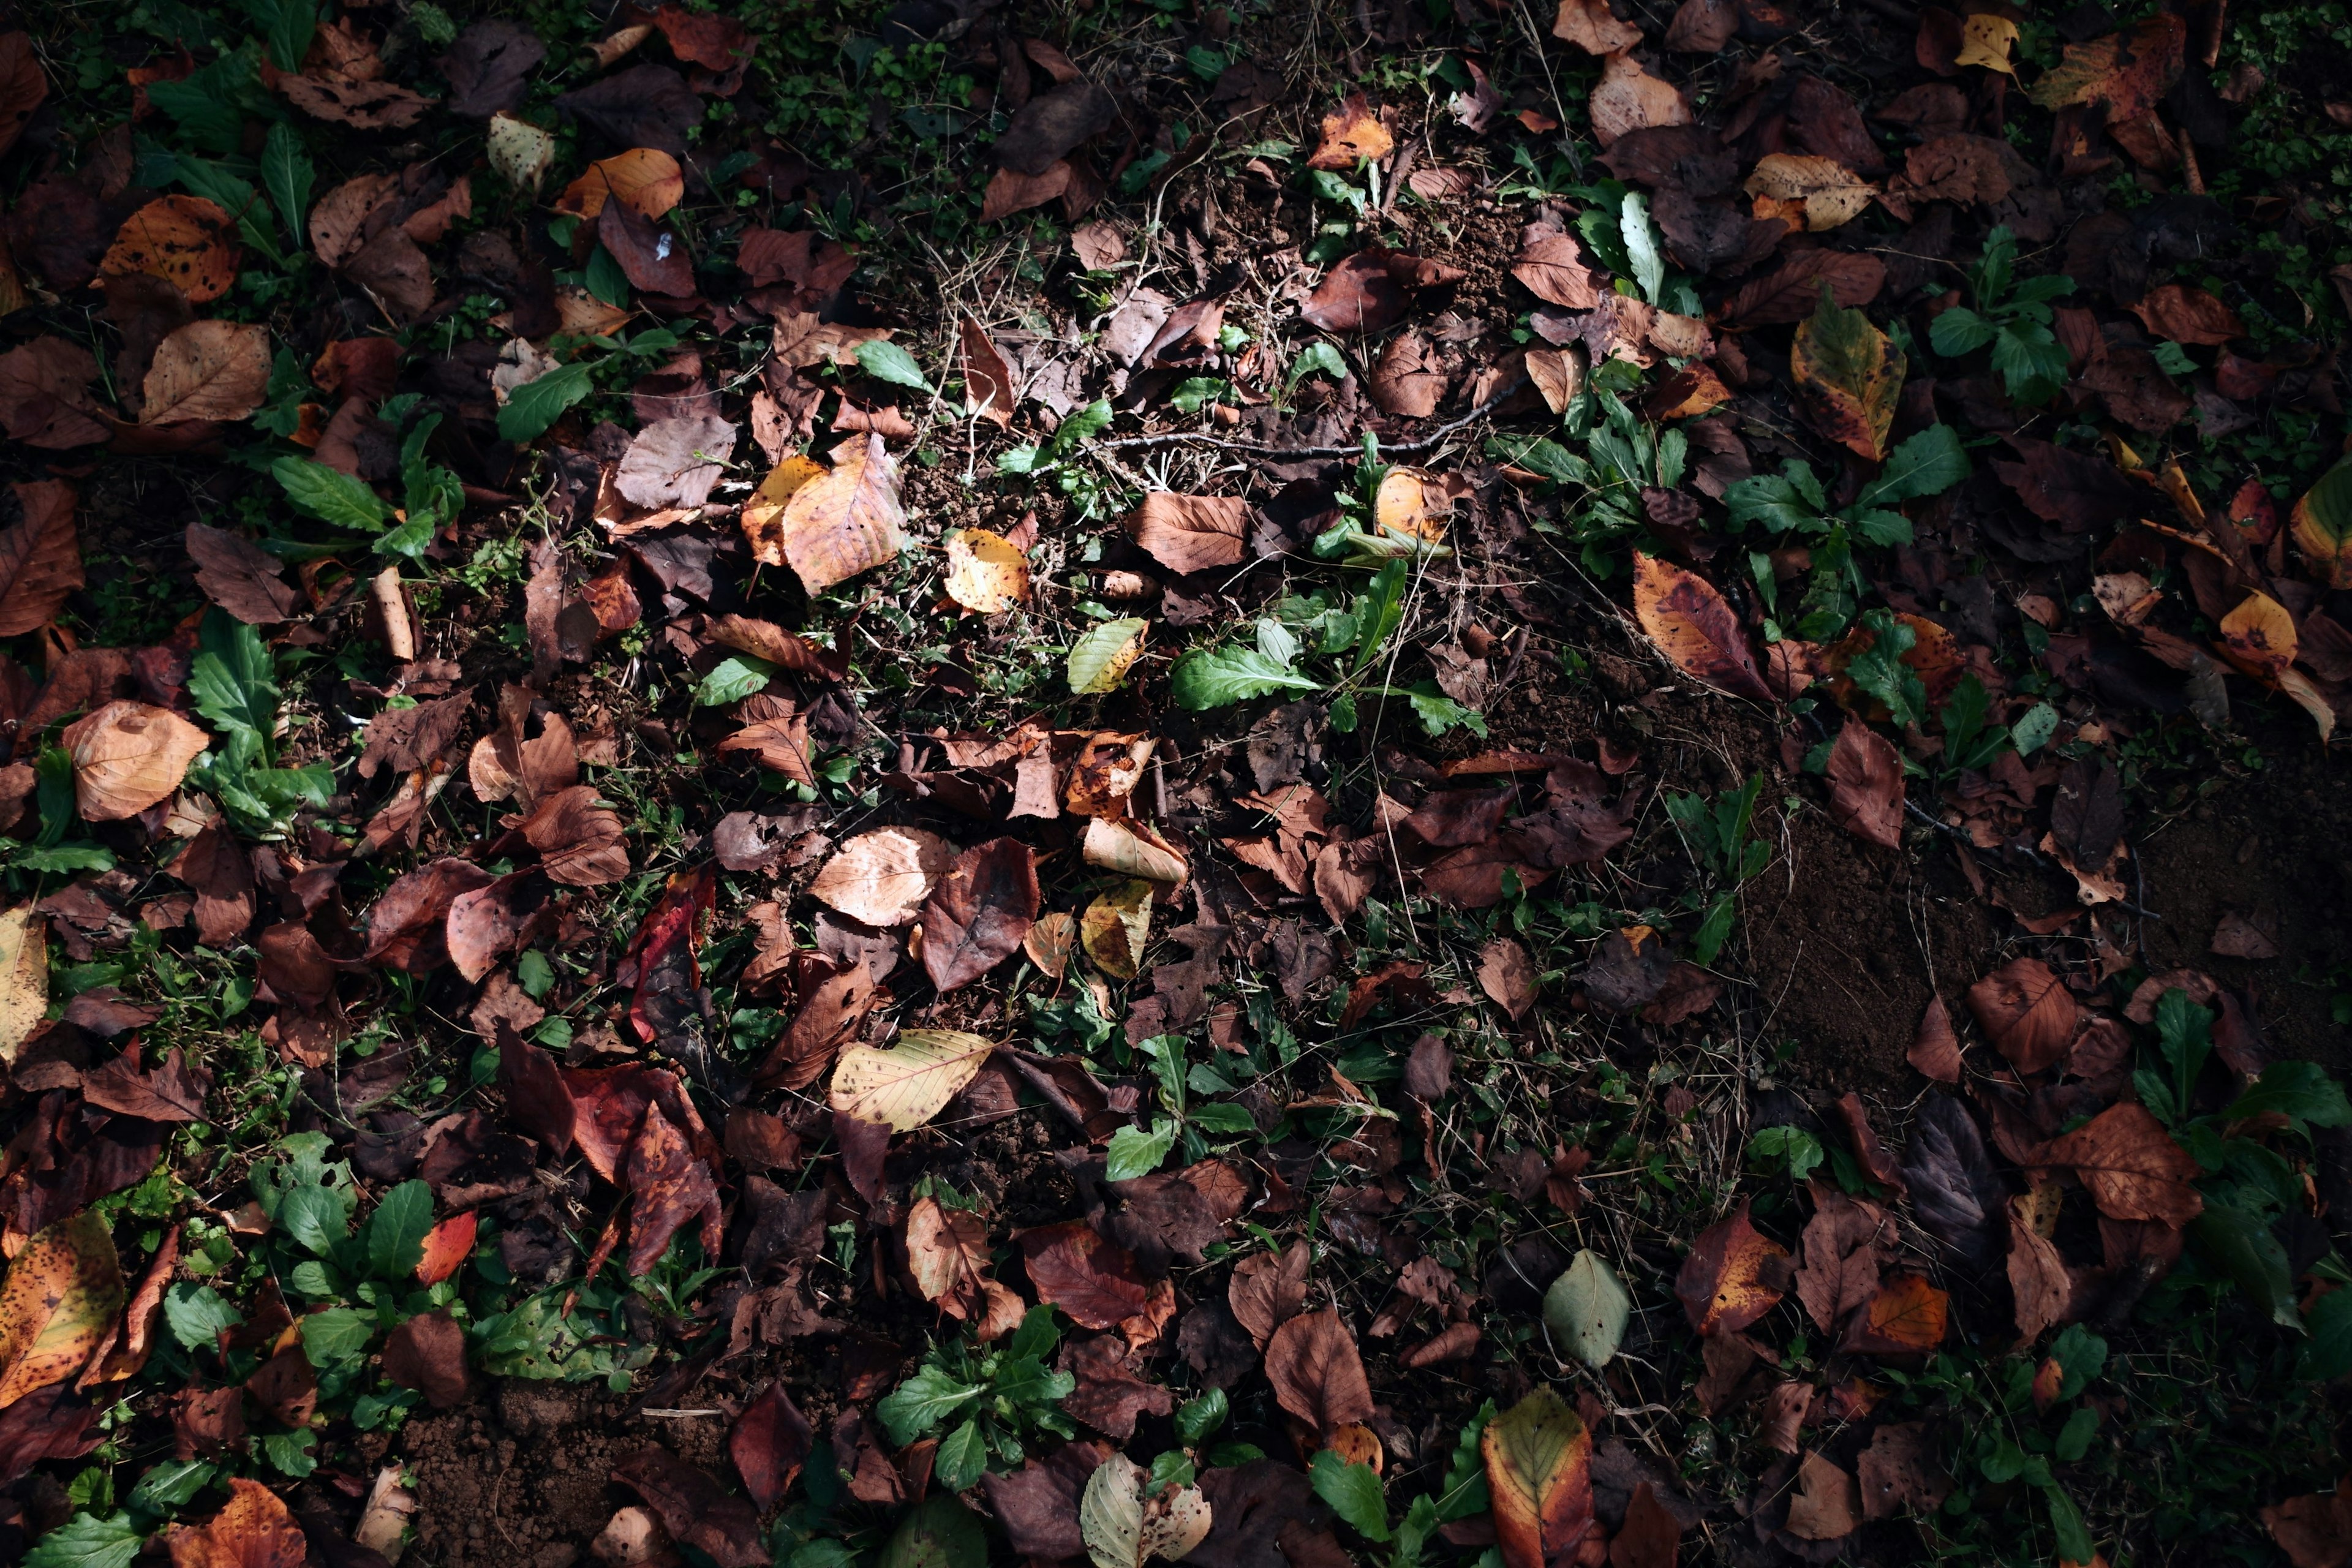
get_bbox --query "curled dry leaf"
[1481,1388,1594,1568]
[1631,552,1775,703]
[1308,93,1392,170]
[745,431,908,594]
[521,785,631,886]
[1081,1452,1213,1568]
[1083,815,1189,886]
[1744,154,1877,232]
[1965,957,2073,1075]
[960,317,1016,426]
[63,701,211,821]
[944,529,1031,614]
[829,1028,994,1131]
[1675,1202,1788,1335]
[1080,879,1153,982]
[1825,718,1903,849]
[810,826,956,927]
[1262,1309,1374,1436]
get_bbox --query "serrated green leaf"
[22,1513,143,1568]
[1105,1120,1177,1182]
[274,458,389,531]
[498,361,594,444]
[1068,617,1148,695]
[857,339,933,392]
[876,1365,981,1446]
[164,1283,241,1351]
[1542,1250,1631,1370]
[1309,1451,1390,1542]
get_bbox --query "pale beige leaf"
[809,826,956,927]
[63,700,211,821]
[1080,1452,1212,1568]
[488,113,556,194]
[1082,816,1188,886]
[139,321,272,424]
[829,1028,995,1131]
[769,432,908,593]
[0,906,45,1065]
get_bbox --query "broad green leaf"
[2011,700,2059,757]
[695,654,775,706]
[1287,341,1348,387]
[498,361,594,443]
[585,245,630,306]
[274,458,389,530]
[2298,1285,2352,1380]
[1068,617,1148,695]
[1169,646,1319,710]
[470,1291,625,1381]
[189,612,278,750]
[127,1460,216,1513]
[1619,191,1665,305]
[2188,1202,2300,1330]
[1105,1120,1177,1182]
[1928,305,1997,357]
[257,0,318,71]
[147,50,255,156]
[300,1305,375,1370]
[277,1183,349,1256]
[856,339,933,392]
[876,1365,981,1446]
[21,1513,142,1568]
[1175,1387,1229,1444]
[1855,423,1968,510]
[164,1283,242,1349]
[1724,472,1825,535]
[262,123,314,246]
[2225,1060,2352,1129]
[172,156,281,263]
[365,1180,435,1280]
[933,1420,989,1493]
[1309,1452,1390,1542]
[1542,1250,1631,1370]
[1989,323,2070,404]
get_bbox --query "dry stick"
[1090,388,1518,461]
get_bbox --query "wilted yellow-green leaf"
[1068,617,1147,695]
[1080,880,1154,980]
[1790,289,1904,461]
[829,1029,995,1131]
[0,1209,124,1408]
[1482,1388,1594,1568]
[2292,457,2352,590]
[0,906,45,1065]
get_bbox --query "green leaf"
[934,1419,989,1492]
[300,1306,376,1371]
[260,1430,318,1478]
[1105,1120,1178,1182]
[365,1180,435,1280]
[1308,1452,1390,1543]
[1928,305,1998,358]
[277,1182,350,1258]
[255,0,318,71]
[498,362,594,444]
[2298,1286,2352,1380]
[1189,1103,1256,1134]
[170,156,282,264]
[1724,470,1825,535]
[22,1513,143,1568]
[2011,700,2059,757]
[876,1365,981,1446]
[261,123,314,246]
[274,458,389,530]
[856,339,933,393]
[1169,646,1319,710]
[1747,1125,1824,1182]
[585,245,630,307]
[1351,559,1409,674]
[187,614,278,758]
[1170,377,1228,415]
[164,1283,242,1349]
[1068,617,1148,695]
[1542,1250,1631,1370]
[1619,191,1665,306]
[127,1460,216,1514]
[470,1291,624,1381]
[2042,1485,2094,1567]
[1404,683,1483,738]
[2188,1202,2301,1330]
[2224,1060,2352,1129]
[1175,1387,1229,1444]
[147,50,256,156]
[880,1496,987,1568]
[1287,341,1349,388]
[695,655,775,707]
[1855,423,1968,510]
[2053,1406,2098,1463]
[1989,323,2071,404]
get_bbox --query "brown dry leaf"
[2263,1480,2352,1568]
[1512,234,1606,309]
[554,148,685,221]
[1082,816,1188,886]
[1675,1202,1787,1335]
[165,1477,309,1568]
[831,1029,993,1132]
[1481,1388,1594,1568]
[1023,912,1077,980]
[1789,289,1903,461]
[1588,51,1692,147]
[63,701,210,821]
[1785,1452,1861,1542]
[944,529,1031,614]
[1840,1272,1949,1354]
[0,1210,124,1407]
[519,785,630,886]
[0,31,47,158]
[1824,718,1902,849]
[1477,936,1537,1020]
[1966,957,2073,1075]
[0,905,48,1065]
[1744,154,1876,231]
[1129,494,1246,575]
[809,826,956,928]
[960,317,1016,426]
[1229,1241,1310,1347]
[1552,0,1642,54]
[2128,283,2242,346]
[139,321,272,424]
[1022,1223,1152,1330]
[0,340,111,450]
[2047,1103,2203,1225]
[1631,552,1775,703]
[748,432,908,594]
[906,1194,993,1318]
[1079,879,1152,982]
[921,837,1040,994]
[1264,1309,1374,1436]
[2025,12,2186,122]
[186,522,298,624]
[1909,997,1962,1082]
[0,480,86,636]
[2007,1194,2071,1341]
[100,196,239,303]
[1370,331,1446,417]
[1308,93,1392,170]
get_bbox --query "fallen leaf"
[0,905,47,1064]
[995,80,1118,175]
[922,838,1040,993]
[2292,458,2352,590]
[415,1211,476,1285]
[810,827,956,928]
[1825,719,1903,848]
[1553,0,1642,53]
[1022,1222,1152,1330]
[139,320,272,424]
[2128,283,2242,346]
[1588,51,1692,147]
[0,31,47,157]
[1131,494,1248,575]
[1542,1250,1630,1370]
[1308,94,1392,170]
[520,785,630,886]
[1839,1273,1948,1354]
[2218,591,2296,682]
[1966,957,2074,1075]
[1512,234,1606,309]
[1264,1309,1373,1436]
[943,529,1030,614]
[2026,12,2186,121]
[611,1446,765,1568]
[745,431,908,594]
[0,341,110,450]
[186,523,298,624]
[730,1381,813,1514]
[1631,552,1776,703]
[0,1210,124,1408]
[1611,1481,1681,1568]
[488,112,557,193]
[1477,936,1537,1020]
[439,19,546,118]
[382,1308,472,1409]
[1229,1241,1311,1348]
[1482,1387,1594,1568]
[100,196,238,304]
[1901,1095,2007,1267]
[558,148,686,220]
[166,1477,308,1568]
[616,415,737,509]
[0,480,86,635]
[2263,1480,2352,1568]
[1080,880,1153,982]
[1784,1452,1860,1542]
[906,1195,993,1317]
[1082,815,1188,886]
[63,701,210,821]
[1675,1203,1787,1335]
[1790,289,1902,459]
[829,1029,993,1131]
[1080,1450,1213,1568]
[2047,1103,2203,1226]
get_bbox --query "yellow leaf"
[944,529,1031,614]
[1956,13,2018,74]
[761,433,909,594]
[0,906,44,1066]
[829,1029,995,1131]
[0,1210,124,1408]
[2217,592,2296,681]
[1080,880,1154,980]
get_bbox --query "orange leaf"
[1631,552,1776,704]
[1308,94,1392,170]
[1790,290,1904,461]
[0,1210,124,1408]
[1675,1202,1787,1336]
[554,148,686,221]
[0,480,85,638]
[2047,1103,2203,1226]
[2217,590,2296,682]
[415,1211,477,1284]
[1552,0,1642,53]
[1824,718,1903,850]
[63,701,211,822]
[905,1195,993,1319]
[167,1477,309,1568]
[101,195,239,303]
[751,431,909,594]
[1839,1273,1948,1354]
[1480,1387,1594,1568]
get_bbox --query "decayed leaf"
[166,1477,309,1568]
[2025,12,2185,121]
[1588,51,1692,147]
[1744,153,1876,231]
[906,1194,993,1317]
[1481,1388,1594,1568]
[1068,618,1147,695]
[1477,936,1537,1020]
[747,432,908,594]
[488,112,558,193]
[100,196,239,303]
[1080,880,1154,981]
[0,1210,124,1407]
[1264,1309,1374,1436]
[1966,957,2073,1075]
[2293,458,2352,590]
[944,529,1031,613]
[1785,1452,1860,1542]
[139,320,273,424]
[829,1029,994,1131]
[63,701,211,821]
[0,480,86,636]
[810,827,956,927]
[960,318,1016,426]
[521,786,631,886]
[0,905,46,1065]
[1675,1203,1787,1335]
[1552,0,1642,53]
[1908,997,1962,1082]
[1080,1452,1213,1568]
[2047,1103,2203,1225]
[2218,592,2296,682]
[555,148,685,220]
[1824,718,1902,849]
[1790,290,1903,460]
[1632,552,1775,703]
[1308,94,1392,170]
[1129,494,1246,574]
[921,838,1040,994]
